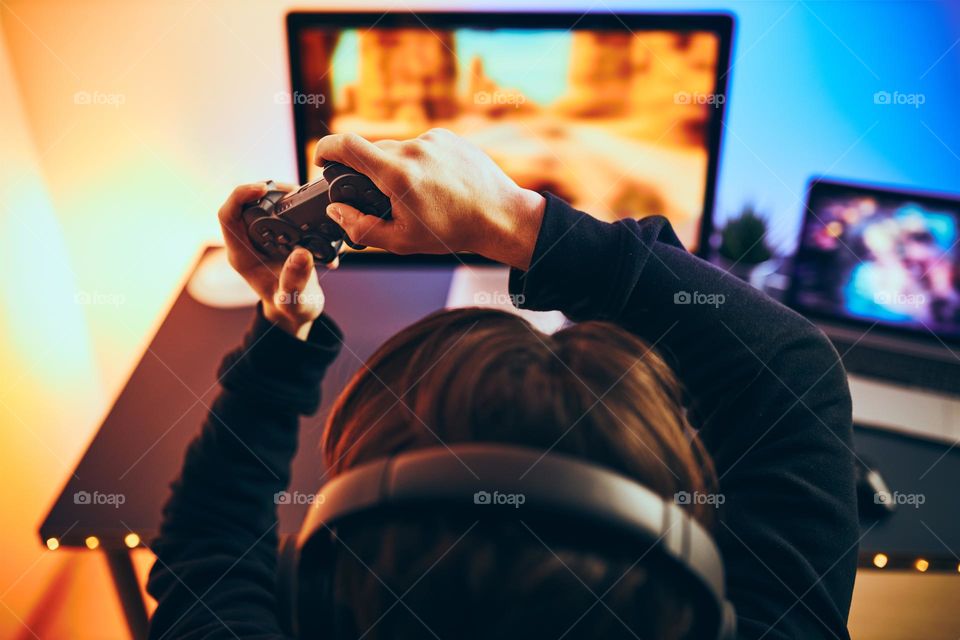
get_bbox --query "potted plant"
[716,205,777,284]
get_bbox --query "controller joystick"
[241,162,391,264]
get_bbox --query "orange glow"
[84,536,99,550]
[124,533,141,549]
[914,558,929,572]
[45,538,59,551]
[872,553,888,569]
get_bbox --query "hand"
[217,183,332,339]
[314,129,546,270]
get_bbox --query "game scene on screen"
[792,191,960,338]
[294,27,722,248]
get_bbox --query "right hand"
[314,129,546,270]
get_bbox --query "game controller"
[241,162,392,264]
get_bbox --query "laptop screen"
[790,180,960,341]
[286,12,732,253]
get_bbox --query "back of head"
[317,308,716,639]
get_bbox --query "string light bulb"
[872,553,888,569]
[914,558,929,573]
[85,536,100,550]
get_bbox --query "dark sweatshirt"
[147,194,859,639]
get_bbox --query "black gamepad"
[241,162,392,264]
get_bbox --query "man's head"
[315,308,716,639]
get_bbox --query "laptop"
[786,178,960,396]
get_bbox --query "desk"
[39,247,960,639]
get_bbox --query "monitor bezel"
[285,10,734,263]
[787,177,960,347]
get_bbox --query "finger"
[328,203,396,250]
[324,255,340,270]
[278,248,314,300]
[314,133,396,182]
[218,182,269,228]
[274,181,297,193]
[219,183,270,262]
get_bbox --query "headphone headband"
[282,444,735,639]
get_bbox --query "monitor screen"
[790,180,960,341]
[286,12,732,252]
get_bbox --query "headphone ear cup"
[294,531,339,639]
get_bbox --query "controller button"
[277,234,290,244]
[261,230,273,238]
[339,184,357,200]
[300,223,311,231]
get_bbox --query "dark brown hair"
[318,307,716,639]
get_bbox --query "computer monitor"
[285,11,733,254]
[788,179,960,343]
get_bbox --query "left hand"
[217,182,331,339]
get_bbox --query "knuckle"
[341,133,365,158]
[424,127,449,139]
[400,139,426,158]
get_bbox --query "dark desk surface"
[40,247,455,548]
[40,248,960,566]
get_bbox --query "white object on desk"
[186,248,260,308]
[849,374,960,444]
[445,266,568,334]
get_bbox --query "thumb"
[328,203,393,249]
[276,248,314,306]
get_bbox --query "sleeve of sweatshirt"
[509,194,859,640]
[146,305,343,639]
